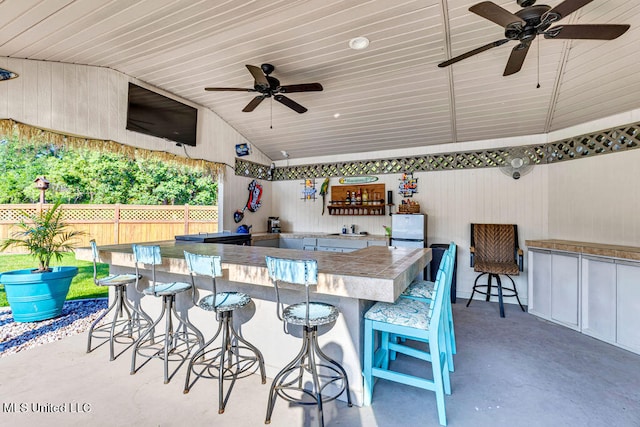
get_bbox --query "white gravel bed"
[0,299,108,358]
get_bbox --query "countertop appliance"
[175,232,251,245]
[391,213,428,279]
[267,216,281,233]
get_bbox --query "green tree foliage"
[0,138,217,205]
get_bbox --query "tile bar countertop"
[76,241,430,303]
[526,239,640,262]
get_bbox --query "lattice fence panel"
[119,208,185,221]
[237,121,640,181]
[189,209,218,221]
[60,208,116,221]
[0,208,37,222]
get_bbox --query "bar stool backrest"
[132,244,162,293]
[265,256,318,325]
[184,251,223,307]
[429,251,451,311]
[89,240,100,284]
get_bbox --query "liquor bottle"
[356,188,362,204]
[362,188,369,204]
[345,191,351,205]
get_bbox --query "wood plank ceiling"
[1,0,638,160]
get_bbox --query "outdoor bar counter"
[75,241,431,406]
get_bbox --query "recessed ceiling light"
[349,36,369,50]
[333,113,341,119]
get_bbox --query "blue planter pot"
[0,266,78,322]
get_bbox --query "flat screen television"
[126,82,198,146]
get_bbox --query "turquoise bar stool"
[363,267,451,426]
[264,256,352,427]
[400,242,457,370]
[182,251,266,414]
[86,240,153,361]
[130,244,204,384]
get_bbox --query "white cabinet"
[529,247,640,355]
[581,256,616,343]
[528,250,580,330]
[616,261,640,354]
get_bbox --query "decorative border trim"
[237,121,640,181]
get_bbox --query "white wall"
[0,57,273,233]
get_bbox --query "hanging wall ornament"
[246,179,263,212]
[399,172,418,197]
[319,178,330,215]
[0,68,18,81]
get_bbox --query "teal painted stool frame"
[363,255,452,425]
[399,242,457,371]
[182,251,266,414]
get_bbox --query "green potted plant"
[0,200,85,322]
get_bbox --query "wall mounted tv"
[126,82,198,146]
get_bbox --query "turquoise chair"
[264,256,352,427]
[130,244,204,384]
[86,240,153,361]
[182,251,266,414]
[399,242,457,370]
[363,267,450,426]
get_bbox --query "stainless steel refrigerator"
[391,213,428,279]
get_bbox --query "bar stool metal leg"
[265,325,352,426]
[184,310,265,414]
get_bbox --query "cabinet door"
[280,238,303,250]
[253,239,279,248]
[581,256,616,343]
[616,261,640,353]
[528,250,552,319]
[550,252,580,329]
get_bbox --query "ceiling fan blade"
[546,0,593,21]
[279,83,323,93]
[438,39,509,68]
[469,1,525,28]
[242,96,266,112]
[503,42,531,76]
[246,64,269,88]
[205,87,255,92]
[274,95,307,114]
[545,24,630,40]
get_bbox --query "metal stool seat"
[86,240,152,361]
[264,256,352,427]
[142,281,191,296]
[182,251,266,414]
[283,302,338,326]
[199,292,250,311]
[130,244,204,384]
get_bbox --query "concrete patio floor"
[1,301,639,426]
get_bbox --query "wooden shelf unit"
[327,183,386,216]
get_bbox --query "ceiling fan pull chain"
[536,37,541,89]
[270,97,273,129]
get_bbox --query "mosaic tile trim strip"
[235,122,640,181]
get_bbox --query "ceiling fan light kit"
[500,148,534,179]
[204,63,323,114]
[438,0,630,76]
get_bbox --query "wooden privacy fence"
[0,203,219,252]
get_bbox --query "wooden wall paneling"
[37,61,52,127]
[51,62,65,128]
